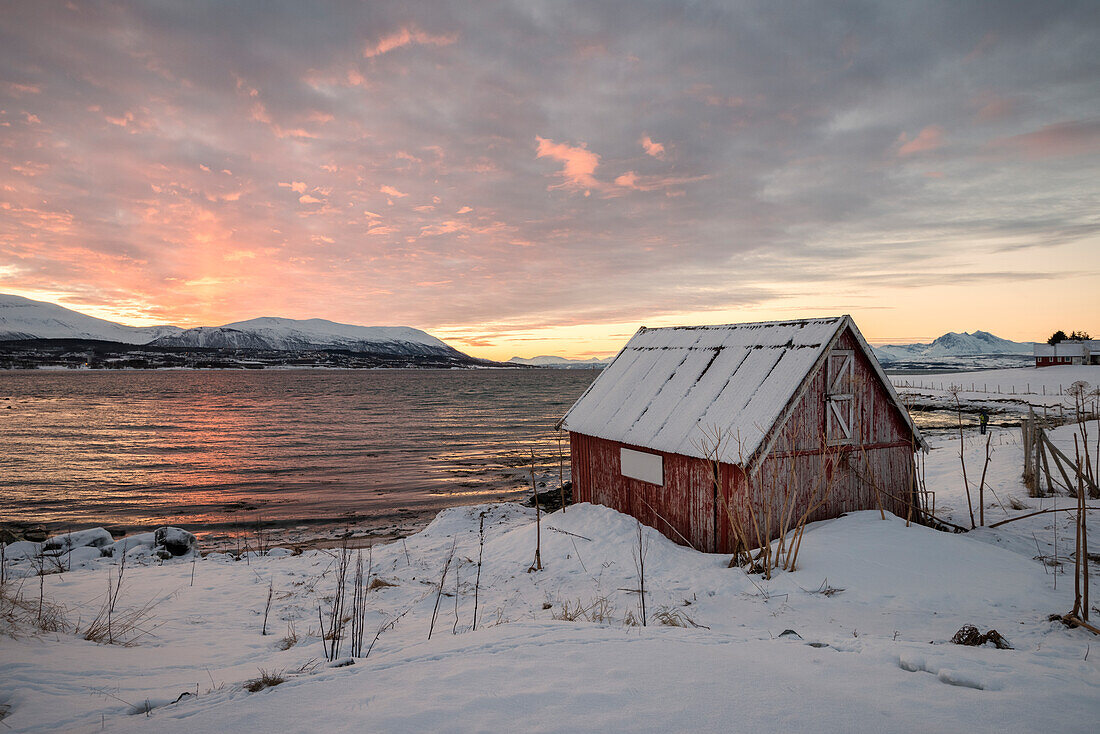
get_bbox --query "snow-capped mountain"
[0,294,469,359]
[508,355,608,367]
[0,294,183,343]
[873,331,1035,362]
[153,318,462,357]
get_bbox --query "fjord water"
[0,369,598,537]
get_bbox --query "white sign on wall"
[620,447,663,486]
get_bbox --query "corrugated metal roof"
[561,316,924,464]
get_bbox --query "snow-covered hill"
[873,331,1035,363]
[0,294,468,359]
[153,318,461,357]
[0,294,182,343]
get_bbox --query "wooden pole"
[1041,438,1056,496]
[1076,436,1090,621]
[1042,432,1100,498]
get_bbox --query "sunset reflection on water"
[0,369,596,534]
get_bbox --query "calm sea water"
[0,367,966,542]
[0,369,598,538]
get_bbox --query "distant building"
[560,316,927,554]
[1034,340,1100,367]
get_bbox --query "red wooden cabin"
[561,316,927,554]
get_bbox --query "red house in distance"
[561,316,927,554]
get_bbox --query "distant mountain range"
[871,331,1035,362]
[510,330,1037,370]
[508,355,609,368]
[0,294,476,365]
[2,294,1041,370]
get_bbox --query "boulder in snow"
[109,527,197,560]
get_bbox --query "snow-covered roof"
[1033,341,1098,357]
[562,315,923,465]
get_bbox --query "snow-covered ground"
[2,417,1098,732]
[891,365,1099,414]
[891,366,1100,437]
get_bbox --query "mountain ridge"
[872,330,1035,362]
[0,294,466,360]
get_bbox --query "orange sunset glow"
[1,2,1098,361]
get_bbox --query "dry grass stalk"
[348,547,371,657]
[472,512,485,631]
[452,556,460,635]
[323,539,352,660]
[81,544,157,646]
[949,386,977,527]
[633,520,649,626]
[529,450,543,572]
[261,579,274,636]
[428,537,456,640]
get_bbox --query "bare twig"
[428,537,456,640]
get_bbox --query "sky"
[1,1,1098,361]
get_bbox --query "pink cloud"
[614,171,638,188]
[535,136,601,193]
[363,27,457,58]
[380,184,408,198]
[896,125,944,156]
[614,171,707,192]
[4,82,40,96]
[641,135,665,158]
[972,92,1015,123]
[279,181,308,193]
[988,120,1100,159]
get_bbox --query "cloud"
[988,120,1100,159]
[896,125,944,156]
[614,171,707,192]
[0,1,1096,356]
[535,136,601,193]
[641,135,665,158]
[363,27,457,58]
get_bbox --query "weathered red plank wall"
[570,432,716,551]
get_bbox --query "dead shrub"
[278,622,298,651]
[806,578,845,597]
[552,597,614,624]
[950,624,1012,649]
[368,577,396,591]
[244,668,286,692]
[80,557,158,646]
[653,607,708,629]
[1,579,70,636]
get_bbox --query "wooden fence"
[1021,410,1099,499]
